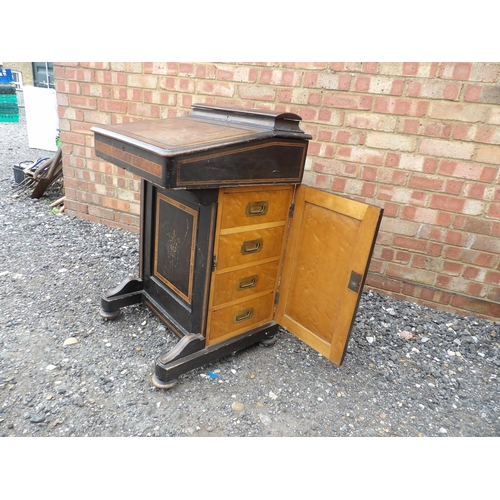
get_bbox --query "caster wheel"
[152,374,178,390]
[100,309,120,320]
[259,336,277,347]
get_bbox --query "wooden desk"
[92,104,382,389]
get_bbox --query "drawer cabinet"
[206,185,293,345]
[93,104,382,389]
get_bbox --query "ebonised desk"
[92,104,382,389]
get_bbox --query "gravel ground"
[1,109,499,442]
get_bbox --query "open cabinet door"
[274,185,382,366]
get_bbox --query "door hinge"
[274,292,280,305]
[212,255,217,271]
[288,203,295,218]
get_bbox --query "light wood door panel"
[274,185,382,365]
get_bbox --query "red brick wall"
[54,62,500,320]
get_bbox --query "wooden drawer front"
[217,226,285,270]
[208,293,275,343]
[219,187,293,230]
[212,261,280,307]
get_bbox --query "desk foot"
[152,322,279,389]
[100,276,144,319]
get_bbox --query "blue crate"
[0,69,13,83]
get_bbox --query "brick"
[178,63,196,76]
[237,85,273,100]
[283,62,329,70]
[450,295,500,318]
[128,103,160,118]
[476,85,500,105]
[68,95,96,110]
[361,166,377,181]
[317,108,345,125]
[408,174,444,191]
[474,252,498,268]
[365,131,416,151]
[374,97,428,116]
[485,270,500,285]
[345,112,397,132]
[110,62,143,73]
[423,121,453,138]
[356,75,405,95]
[259,69,301,86]
[475,144,500,164]
[97,99,128,114]
[402,63,419,76]
[469,63,500,82]
[419,138,475,160]
[331,177,346,192]
[335,130,365,145]
[439,62,472,81]
[428,102,489,123]
[401,206,448,226]
[313,174,332,190]
[443,261,464,275]
[462,199,485,216]
[195,64,217,79]
[474,125,500,145]
[385,152,400,167]
[365,274,403,293]
[323,92,373,110]
[144,62,177,75]
[146,91,176,107]
[386,262,436,285]
[408,80,460,100]
[96,71,127,85]
[88,205,115,221]
[216,65,257,83]
[471,234,500,254]
[379,247,394,261]
[438,161,496,181]
[401,119,450,138]
[464,85,481,102]
[379,217,419,237]
[429,194,465,213]
[487,203,500,219]
[463,266,484,280]
[398,154,425,172]
[445,179,464,194]
[487,287,500,303]
[127,74,159,89]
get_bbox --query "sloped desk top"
[92,104,312,189]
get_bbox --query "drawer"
[211,261,280,307]
[219,187,293,230]
[216,226,285,270]
[207,293,275,343]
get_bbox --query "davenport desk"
[92,104,382,389]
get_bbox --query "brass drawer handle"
[236,275,258,291]
[241,238,263,255]
[246,201,269,216]
[233,307,254,323]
